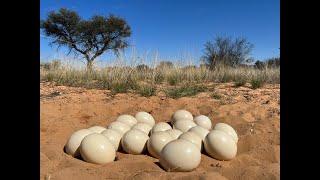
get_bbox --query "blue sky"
[40,0,279,63]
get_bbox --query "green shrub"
[234,77,247,87]
[165,84,207,99]
[250,76,265,89]
[167,74,180,85]
[137,85,156,97]
[211,92,222,99]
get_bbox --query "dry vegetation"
[40,59,279,97]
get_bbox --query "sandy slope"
[40,82,280,180]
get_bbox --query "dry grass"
[40,59,279,95]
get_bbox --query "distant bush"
[266,57,280,68]
[156,61,174,69]
[136,64,150,71]
[202,36,254,69]
[182,65,196,70]
[255,57,280,69]
[255,60,265,69]
[40,60,61,70]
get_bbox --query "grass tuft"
[250,79,264,89]
[137,84,157,97]
[211,92,222,99]
[165,84,207,99]
[234,77,247,87]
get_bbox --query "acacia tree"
[201,36,254,69]
[40,8,131,71]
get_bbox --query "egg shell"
[151,122,172,134]
[171,109,193,124]
[101,129,122,151]
[194,115,212,130]
[188,126,209,140]
[80,133,116,164]
[204,130,237,160]
[107,121,131,135]
[178,132,202,150]
[147,131,174,158]
[135,112,155,126]
[165,129,183,140]
[173,120,197,132]
[116,114,137,127]
[65,129,94,157]
[213,123,238,143]
[88,126,107,133]
[159,139,201,172]
[132,123,153,135]
[121,129,149,154]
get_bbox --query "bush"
[165,84,207,99]
[137,85,156,97]
[234,76,247,87]
[250,76,265,89]
[156,61,174,69]
[211,92,222,99]
[167,73,180,85]
[40,60,61,70]
[136,64,150,71]
[202,36,254,68]
[254,60,266,69]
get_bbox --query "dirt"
[40,82,280,180]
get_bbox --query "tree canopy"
[40,8,131,70]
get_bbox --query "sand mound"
[40,82,280,180]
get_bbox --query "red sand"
[40,82,280,180]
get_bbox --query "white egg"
[171,109,193,124]
[87,126,107,133]
[107,121,131,135]
[159,139,201,172]
[116,114,137,127]
[194,115,212,130]
[213,123,238,143]
[135,112,155,126]
[151,122,172,134]
[178,132,202,150]
[165,129,183,140]
[121,129,149,154]
[65,129,94,157]
[101,129,122,151]
[131,123,153,135]
[147,131,174,158]
[188,126,209,141]
[173,120,197,132]
[204,130,237,160]
[79,133,116,164]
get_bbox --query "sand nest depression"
[40,82,280,180]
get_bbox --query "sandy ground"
[40,82,280,180]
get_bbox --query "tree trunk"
[86,59,94,73]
